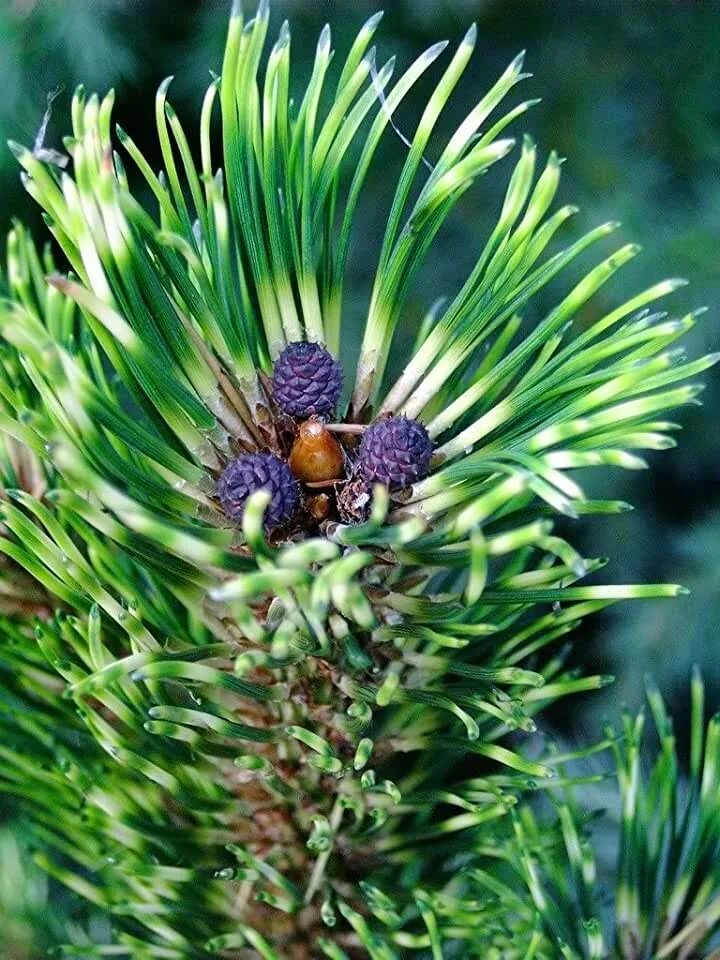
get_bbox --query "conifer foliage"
[0,2,718,957]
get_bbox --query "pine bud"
[289,420,345,483]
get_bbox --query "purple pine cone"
[359,416,433,490]
[272,341,343,418]
[217,454,299,529]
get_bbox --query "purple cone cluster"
[217,345,434,528]
[217,453,299,529]
[359,416,433,490]
[272,341,343,418]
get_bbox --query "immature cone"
[217,453,299,528]
[272,341,343,417]
[359,416,433,490]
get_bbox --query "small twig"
[34,86,68,168]
[324,423,368,435]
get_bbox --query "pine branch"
[0,4,716,957]
[505,672,720,959]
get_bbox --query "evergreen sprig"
[484,671,720,959]
[0,3,717,957]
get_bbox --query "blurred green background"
[1,0,718,952]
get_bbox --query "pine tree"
[1,2,718,957]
